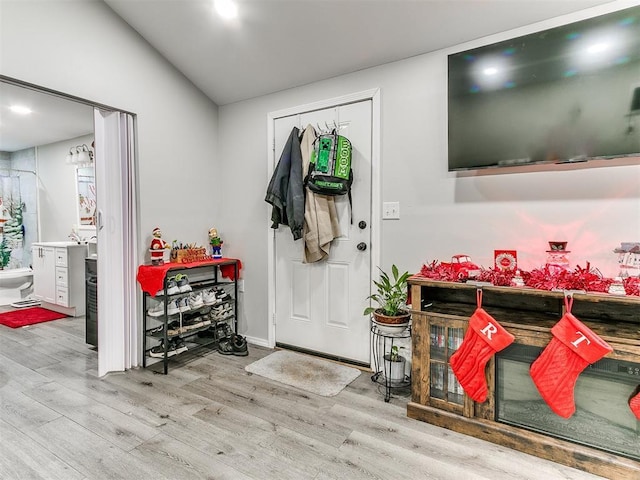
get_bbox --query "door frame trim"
[266,88,381,360]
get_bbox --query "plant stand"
[371,320,411,402]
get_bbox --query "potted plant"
[363,264,411,325]
[384,345,407,384]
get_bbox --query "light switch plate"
[383,201,400,219]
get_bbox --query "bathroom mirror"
[76,165,97,232]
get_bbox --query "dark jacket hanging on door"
[265,127,304,240]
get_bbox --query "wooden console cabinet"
[407,277,640,479]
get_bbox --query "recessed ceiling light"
[483,67,498,76]
[587,42,609,54]
[9,105,32,115]
[214,0,238,20]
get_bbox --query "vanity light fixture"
[9,105,32,115]
[214,0,238,20]
[66,144,94,167]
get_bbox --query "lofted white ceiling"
[104,0,619,106]
[0,81,94,153]
[0,0,623,151]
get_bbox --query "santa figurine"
[209,227,223,259]
[149,227,170,265]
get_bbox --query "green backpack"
[305,132,353,197]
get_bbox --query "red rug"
[0,307,68,328]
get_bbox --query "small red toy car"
[442,254,481,279]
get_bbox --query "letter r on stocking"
[480,322,498,340]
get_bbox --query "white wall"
[36,134,94,242]
[218,0,640,342]
[0,0,220,254]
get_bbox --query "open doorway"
[0,76,139,376]
[0,82,95,308]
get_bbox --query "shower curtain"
[0,175,24,269]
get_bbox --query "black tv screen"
[448,6,640,171]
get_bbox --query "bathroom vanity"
[32,242,87,317]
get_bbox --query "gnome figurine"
[149,227,170,265]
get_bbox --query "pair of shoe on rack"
[148,320,183,336]
[182,313,211,332]
[148,297,191,317]
[217,333,248,356]
[167,297,191,315]
[202,287,231,306]
[155,274,192,296]
[210,303,233,321]
[196,319,232,340]
[149,338,187,358]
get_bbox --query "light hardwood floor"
[0,315,608,480]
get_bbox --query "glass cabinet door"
[429,319,465,407]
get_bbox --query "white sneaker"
[147,303,165,317]
[215,287,232,303]
[167,299,181,316]
[176,274,192,293]
[203,289,220,305]
[156,276,180,296]
[188,292,204,309]
[179,296,191,313]
[212,304,233,321]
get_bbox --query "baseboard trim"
[245,335,270,348]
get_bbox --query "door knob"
[358,221,367,229]
[357,242,367,251]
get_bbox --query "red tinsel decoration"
[476,268,515,286]
[416,260,639,296]
[419,261,459,281]
[624,277,640,296]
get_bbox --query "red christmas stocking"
[450,290,515,403]
[630,386,640,420]
[530,296,613,419]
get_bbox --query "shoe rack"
[141,259,240,374]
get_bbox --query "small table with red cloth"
[136,258,242,373]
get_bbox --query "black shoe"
[197,327,217,338]
[183,315,210,331]
[149,339,177,358]
[148,323,164,335]
[217,334,248,356]
[215,321,233,341]
[172,338,188,354]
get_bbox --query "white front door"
[272,100,372,364]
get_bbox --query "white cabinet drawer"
[56,286,69,307]
[55,248,68,267]
[55,267,68,287]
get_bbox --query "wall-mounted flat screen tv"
[448,6,640,171]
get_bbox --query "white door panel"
[274,100,372,364]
